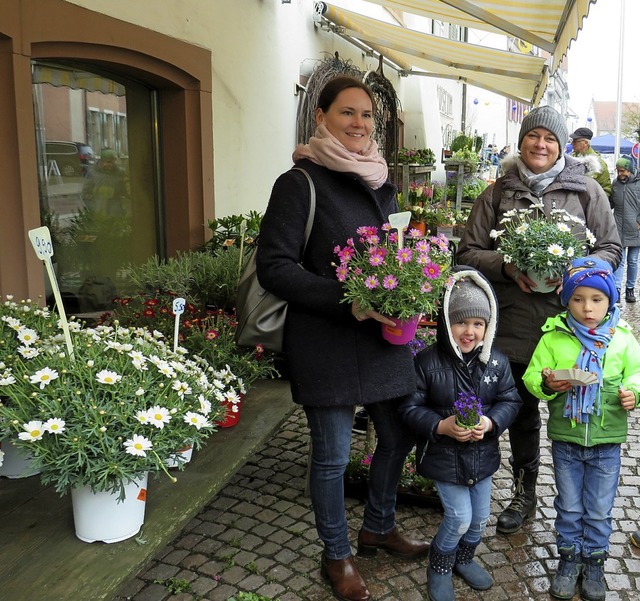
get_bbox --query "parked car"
[45,141,95,177]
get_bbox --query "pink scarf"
[292,124,388,190]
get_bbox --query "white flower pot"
[526,269,557,294]
[71,472,148,543]
[165,441,194,468]
[0,436,40,479]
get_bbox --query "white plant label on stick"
[27,226,74,360]
[388,211,411,249]
[172,297,186,352]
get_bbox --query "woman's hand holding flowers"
[351,300,397,326]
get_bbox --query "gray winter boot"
[550,545,581,599]
[581,550,607,601]
[453,541,493,591]
[626,288,636,303]
[496,468,538,534]
[427,540,456,601]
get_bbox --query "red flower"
[145,298,160,307]
[205,329,219,341]
[142,308,155,318]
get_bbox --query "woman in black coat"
[256,76,429,601]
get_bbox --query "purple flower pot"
[381,315,420,345]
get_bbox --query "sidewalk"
[113,302,640,601]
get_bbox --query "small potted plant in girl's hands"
[491,204,595,293]
[334,224,452,344]
[454,391,483,429]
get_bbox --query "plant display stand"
[393,164,436,198]
[443,160,473,211]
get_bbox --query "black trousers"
[507,361,541,473]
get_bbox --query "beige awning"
[316,0,596,105]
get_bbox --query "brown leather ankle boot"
[320,553,371,601]
[357,526,430,559]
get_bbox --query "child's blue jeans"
[551,440,621,555]
[433,476,492,553]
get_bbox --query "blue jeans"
[614,246,640,290]
[433,476,492,553]
[304,400,415,560]
[304,399,415,559]
[551,441,620,555]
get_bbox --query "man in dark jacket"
[570,127,612,197]
[610,155,640,302]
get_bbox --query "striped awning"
[315,0,596,105]
[32,64,126,96]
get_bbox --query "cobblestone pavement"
[113,300,640,601]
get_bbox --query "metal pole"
[614,0,625,162]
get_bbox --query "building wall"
[1,0,471,297]
[65,0,461,210]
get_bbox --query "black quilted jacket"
[398,268,522,486]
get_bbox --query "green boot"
[581,550,607,601]
[550,545,581,599]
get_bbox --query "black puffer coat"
[398,268,522,486]
[256,159,415,407]
[610,171,640,247]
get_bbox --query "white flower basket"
[0,436,40,479]
[71,472,148,543]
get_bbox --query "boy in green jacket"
[523,257,640,601]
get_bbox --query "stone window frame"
[0,0,213,298]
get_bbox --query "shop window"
[33,61,160,315]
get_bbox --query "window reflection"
[33,61,159,315]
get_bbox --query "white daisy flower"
[18,346,39,359]
[172,380,191,398]
[29,367,59,389]
[199,395,212,415]
[147,405,172,429]
[95,370,122,385]
[135,410,150,424]
[0,374,16,386]
[547,244,564,257]
[43,418,66,434]
[17,327,38,346]
[183,411,211,430]
[18,420,45,441]
[123,434,153,457]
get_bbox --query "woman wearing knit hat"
[523,257,640,601]
[457,105,621,535]
[610,155,640,303]
[399,267,522,601]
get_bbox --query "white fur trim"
[444,270,497,364]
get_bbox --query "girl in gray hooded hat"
[399,267,522,601]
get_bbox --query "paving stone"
[111,300,640,600]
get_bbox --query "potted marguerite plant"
[491,204,595,293]
[334,224,452,344]
[0,296,228,543]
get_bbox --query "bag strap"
[291,167,317,253]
